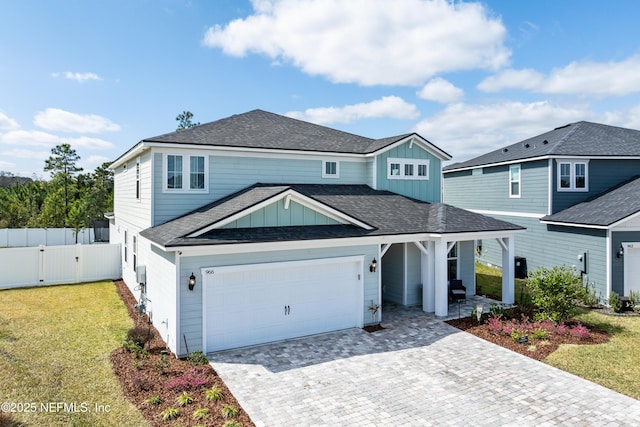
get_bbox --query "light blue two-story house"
[109,110,522,356]
[443,121,640,303]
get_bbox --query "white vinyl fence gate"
[0,244,121,289]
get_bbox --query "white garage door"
[624,243,640,296]
[204,256,363,352]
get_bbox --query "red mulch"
[110,280,254,427]
[446,315,610,361]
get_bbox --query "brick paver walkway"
[209,303,640,426]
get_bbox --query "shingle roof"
[145,109,416,155]
[140,184,524,247]
[541,176,640,227]
[444,121,640,171]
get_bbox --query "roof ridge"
[547,121,581,155]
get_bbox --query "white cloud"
[51,71,102,83]
[1,149,50,160]
[285,96,419,125]
[34,108,120,133]
[414,101,594,162]
[478,54,640,97]
[0,112,19,130]
[0,129,114,150]
[203,0,509,85]
[81,155,112,172]
[0,160,16,170]
[417,78,464,103]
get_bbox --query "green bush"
[609,291,623,313]
[581,284,600,307]
[187,350,209,366]
[629,290,640,308]
[525,265,584,323]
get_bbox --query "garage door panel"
[204,257,362,352]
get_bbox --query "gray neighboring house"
[109,109,523,356]
[443,121,640,302]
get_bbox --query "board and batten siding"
[381,243,404,304]
[375,142,442,203]
[113,150,153,230]
[443,160,549,214]
[477,215,607,300]
[177,244,378,356]
[221,199,340,228]
[552,159,640,213]
[152,151,368,225]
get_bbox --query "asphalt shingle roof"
[140,184,524,247]
[144,109,416,155]
[541,176,640,227]
[444,121,640,171]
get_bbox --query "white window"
[557,160,588,191]
[322,160,339,178]
[135,159,140,199]
[164,153,208,192]
[132,235,137,272]
[387,158,429,180]
[509,164,521,198]
[123,229,128,264]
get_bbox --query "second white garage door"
[203,256,363,352]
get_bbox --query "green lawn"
[0,282,149,426]
[476,262,640,400]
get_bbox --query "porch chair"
[449,279,467,302]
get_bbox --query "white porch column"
[434,239,449,317]
[422,240,435,313]
[500,237,515,304]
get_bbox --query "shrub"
[570,324,590,339]
[192,407,209,420]
[581,285,600,307]
[223,421,243,427]
[160,406,180,421]
[153,353,171,374]
[487,315,503,334]
[221,404,239,419]
[205,386,224,401]
[628,290,640,308]
[187,350,209,366]
[609,292,623,313]
[176,391,194,407]
[531,329,548,340]
[556,323,569,335]
[166,368,209,392]
[127,325,150,347]
[130,372,150,391]
[525,265,584,323]
[144,395,162,406]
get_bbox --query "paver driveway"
[209,304,640,426]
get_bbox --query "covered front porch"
[378,232,521,318]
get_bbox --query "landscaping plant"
[525,265,584,322]
[608,291,623,313]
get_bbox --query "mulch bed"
[110,280,254,427]
[446,315,610,361]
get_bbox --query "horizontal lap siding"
[478,216,607,300]
[114,151,153,230]
[553,159,640,213]
[153,152,368,225]
[144,243,178,353]
[177,245,378,356]
[376,143,442,203]
[443,160,548,214]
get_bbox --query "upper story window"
[322,160,339,178]
[387,158,430,180]
[135,159,140,200]
[557,160,588,191]
[164,153,208,192]
[509,164,521,198]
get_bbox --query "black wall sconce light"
[617,245,624,258]
[188,272,196,291]
[369,258,377,273]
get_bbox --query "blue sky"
[2,0,640,178]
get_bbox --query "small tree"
[525,265,584,323]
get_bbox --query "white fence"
[0,228,104,247]
[0,244,121,289]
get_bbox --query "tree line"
[0,143,113,232]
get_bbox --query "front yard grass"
[0,281,148,426]
[476,261,531,304]
[545,309,640,400]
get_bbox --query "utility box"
[514,257,527,279]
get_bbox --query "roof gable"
[444,121,640,172]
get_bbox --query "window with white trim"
[164,153,208,192]
[557,160,588,191]
[447,243,458,281]
[387,158,430,180]
[123,229,128,264]
[132,235,137,272]
[509,164,521,198]
[135,159,140,199]
[322,160,339,178]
